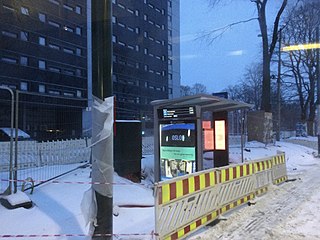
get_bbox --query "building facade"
[0,0,88,140]
[0,0,180,140]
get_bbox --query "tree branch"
[198,17,258,44]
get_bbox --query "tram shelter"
[152,94,252,182]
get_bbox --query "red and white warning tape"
[0,179,151,186]
[0,232,158,238]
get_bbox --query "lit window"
[127,8,134,14]
[144,48,148,54]
[64,26,74,33]
[112,35,117,43]
[118,3,125,9]
[75,5,82,14]
[76,90,82,98]
[39,36,46,46]
[135,45,139,51]
[39,84,45,93]
[112,16,116,23]
[2,57,17,64]
[39,13,46,22]
[21,6,29,15]
[63,48,74,54]
[20,56,28,66]
[63,4,73,11]
[38,60,46,69]
[144,14,148,21]
[20,82,28,91]
[135,27,140,34]
[3,4,15,11]
[135,10,139,16]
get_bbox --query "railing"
[0,138,91,193]
[154,152,287,240]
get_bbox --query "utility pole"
[91,0,113,239]
[316,26,320,156]
[276,29,282,142]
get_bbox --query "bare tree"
[206,0,288,112]
[224,62,262,110]
[281,0,320,135]
[180,83,208,96]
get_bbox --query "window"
[2,31,17,38]
[75,5,82,14]
[20,56,28,66]
[76,27,82,35]
[63,69,74,75]
[76,48,82,56]
[20,31,28,41]
[135,45,139,51]
[118,41,125,46]
[48,90,60,95]
[118,3,125,9]
[39,36,46,46]
[21,6,29,15]
[135,27,140,34]
[76,69,82,76]
[49,43,60,50]
[118,22,125,28]
[63,4,73,11]
[2,57,17,64]
[144,48,148,55]
[48,66,60,72]
[39,13,46,22]
[127,8,134,14]
[76,90,82,98]
[3,4,15,11]
[112,35,117,43]
[135,10,139,16]
[38,60,46,69]
[144,14,148,21]
[112,16,116,23]
[39,84,45,93]
[20,82,28,91]
[49,21,60,28]
[49,0,59,5]
[64,26,74,33]
[144,31,148,38]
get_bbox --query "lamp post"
[0,86,14,195]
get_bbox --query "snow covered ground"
[1,138,320,239]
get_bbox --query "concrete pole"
[91,0,113,239]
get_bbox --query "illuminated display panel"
[214,120,226,150]
[202,120,214,150]
[159,123,196,180]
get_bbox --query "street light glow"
[282,43,320,51]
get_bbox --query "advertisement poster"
[160,123,196,180]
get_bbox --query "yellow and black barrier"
[155,152,287,240]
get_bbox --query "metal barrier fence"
[154,152,287,240]
[0,138,91,193]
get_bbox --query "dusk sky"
[180,0,287,93]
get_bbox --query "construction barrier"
[217,162,256,215]
[272,151,287,185]
[155,152,287,240]
[155,169,220,240]
[253,158,273,196]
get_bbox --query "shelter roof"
[151,94,252,112]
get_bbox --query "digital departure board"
[158,106,195,119]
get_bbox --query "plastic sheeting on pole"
[91,96,114,197]
[81,96,114,232]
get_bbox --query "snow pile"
[1,138,320,239]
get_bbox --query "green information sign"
[160,146,196,161]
